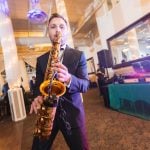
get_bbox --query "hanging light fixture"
[27,0,48,24]
[0,0,9,16]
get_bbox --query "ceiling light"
[0,0,9,16]
[27,9,48,24]
[27,0,48,24]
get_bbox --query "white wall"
[96,0,150,49]
[95,0,150,76]
[79,40,102,71]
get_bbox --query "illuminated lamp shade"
[0,0,9,16]
[27,8,48,24]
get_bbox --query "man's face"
[48,17,68,46]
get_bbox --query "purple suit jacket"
[35,45,89,128]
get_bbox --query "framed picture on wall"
[86,57,96,75]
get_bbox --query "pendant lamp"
[0,0,9,16]
[27,0,48,24]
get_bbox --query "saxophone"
[33,31,66,139]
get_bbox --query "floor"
[0,88,150,150]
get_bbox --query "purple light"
[27,9,48,24]
[31,0,40,4]
[0,0,9,16]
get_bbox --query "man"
[30,13,89,150]
[1,80,10,115]
[2,80,9,96]
[29,76,36,96]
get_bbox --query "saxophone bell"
[40,80,66,97]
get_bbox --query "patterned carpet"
[0,88,150,150]
[83,88,150,150]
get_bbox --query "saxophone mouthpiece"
[53,31,62,43]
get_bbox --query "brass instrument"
[33,31,66,139]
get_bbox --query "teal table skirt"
[108,83,150,120]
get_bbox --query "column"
[95,0,109,17]
[0,1,26,121]
[95,1,114,49]
[111,0,120,7]
[0,15,21,88]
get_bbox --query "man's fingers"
[53,62,68,71]
[29,105,33,114]
[30,101,38,114]
[29,96,43,114]
[60,63,67,69]
[38,96,44,104]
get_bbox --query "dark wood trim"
[113,56,150,69]
[88,72,96,75]
[86,57,93,61]
[107,12,150,43]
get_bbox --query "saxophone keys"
[40,117,44,123]
[34,128,41,136]
[41,106,46,110]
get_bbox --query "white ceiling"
[0,0,98,58]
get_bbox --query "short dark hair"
[48,13,67,25]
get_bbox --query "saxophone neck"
[53,31,62,44]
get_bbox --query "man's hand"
[30,96,43,114]
[52,62,71,85]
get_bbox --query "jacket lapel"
[62,45,71,66]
